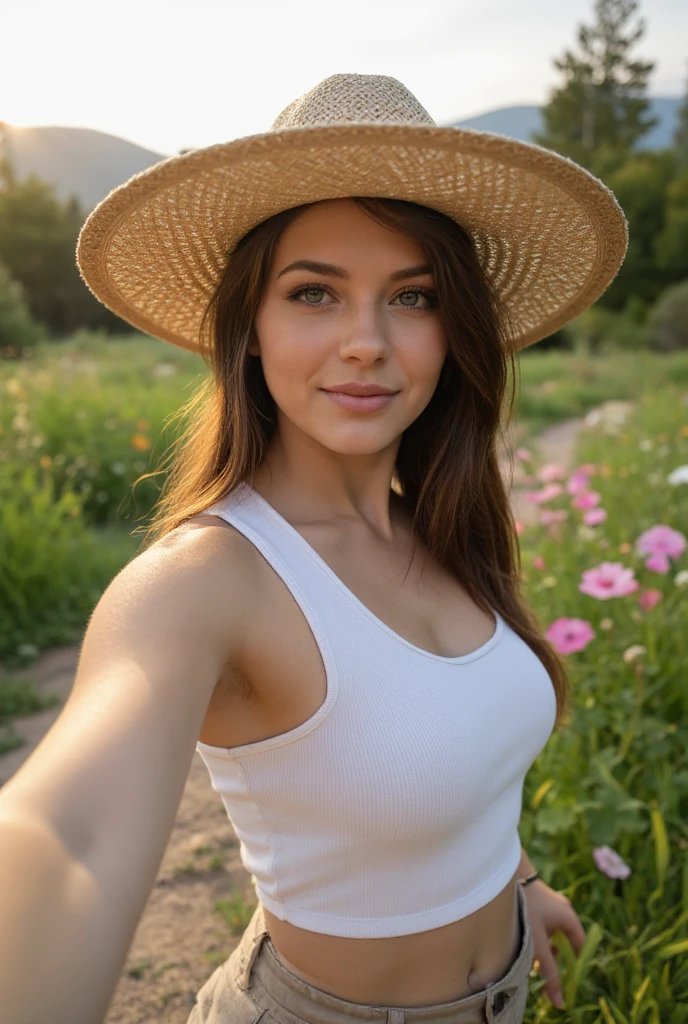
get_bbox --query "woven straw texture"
[77,74,629,353]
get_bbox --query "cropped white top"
[195,482,557,938]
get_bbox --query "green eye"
[304,288,325,303]
[399,291,421,306]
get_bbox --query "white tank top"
[195,482,557,938]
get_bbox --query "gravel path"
[0,406,603,1023]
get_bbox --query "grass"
[517,384,688,1020]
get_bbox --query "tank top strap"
[195,481,358,642]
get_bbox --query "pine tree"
[533,0,658,177]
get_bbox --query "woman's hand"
[523,879,587,1010]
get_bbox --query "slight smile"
[320,389,398,413]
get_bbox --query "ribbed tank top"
[195,482,557,938]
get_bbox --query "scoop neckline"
[237,482,505,666]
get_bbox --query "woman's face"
[251,198,448,457]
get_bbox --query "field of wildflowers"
[517,388,688,1020]
[0,336,687,1019]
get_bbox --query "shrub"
[0,262,45,358]
[564,305,649,353]
[646,279,688,352]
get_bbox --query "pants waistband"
[229,883,533,1024]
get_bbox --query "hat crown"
[271,73,437,130]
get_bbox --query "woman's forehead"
[273,198,428,261]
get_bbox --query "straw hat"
[76,73,628,353]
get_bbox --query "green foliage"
[602,151,678,311]
[674,63,688,172]
[645,280,688,352]
[654,171,688,283]
[533,0,658,177]
[0,459,139,666]
[0,159,128,336]
[563,305,649,353]
[0,261,45,357]
[515,347,688,437]
[519,386,688,1018]
[0,331,204,529]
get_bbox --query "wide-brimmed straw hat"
[76,73,628,353]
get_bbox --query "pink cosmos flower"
[540,509,569,525]
[583,508,608,526]
[515,448,532,462]
[533,555,546,569]
[593,845,631,880]
[566,469,591,495]
[579,562,640,599]
[644,552,671,574]
[545,617,595,654]
[537,463,566,482]
[524,483,564,504]
[635,525,686,564]
[515,520,525,536]
[572,490,602,509]
[638,589,662,610]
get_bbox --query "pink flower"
[638,589,662,610]
[593,845,631,880]
[546,617,596,654]
[540,509,569,525]
[579,562,640,599]
[533,555,546,569]
[537,462,566,482]
[524,483,564,504]
[566,468,591,495]
[515,520,525,536]
[644,552,671,574]
[572,490,602,509]
[635,525,686,562]
[583,508,608,526]
[515,448,532,462]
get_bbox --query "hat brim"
[76,123,628,353]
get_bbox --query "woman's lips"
[322,390,396,412]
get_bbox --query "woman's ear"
[247,329,261,357]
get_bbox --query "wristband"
[518,870,540,887]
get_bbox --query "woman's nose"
[337,301,390,361]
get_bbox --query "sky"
[3,0,687,156]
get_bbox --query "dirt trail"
[0,406,607,1023]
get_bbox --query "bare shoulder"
[138,512,262,666]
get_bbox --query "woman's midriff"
[261,870,522,1007]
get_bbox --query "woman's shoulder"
[138,513,263,662]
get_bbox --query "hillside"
[0,96,682,213]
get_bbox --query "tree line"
[1,0,687,355]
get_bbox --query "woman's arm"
[0,526,249,1024]
[518,845,537,878]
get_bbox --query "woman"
[0,75,627,1024]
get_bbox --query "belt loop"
[235,904,270,990]
[484,988,497,1024]
[387,1011,405,1024]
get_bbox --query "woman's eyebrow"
[275,260,433,281]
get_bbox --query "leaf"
[650,805,670,891]
[531,778,555,810]
[658,938,688,959]
[564,922,604,1007]
[536,803,578,835]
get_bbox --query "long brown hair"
[135,197,571,728]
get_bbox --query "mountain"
[446,96,683,152]
[0,125,166,212]
[0,96,683,213]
